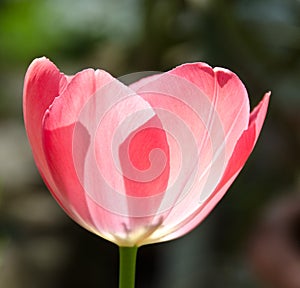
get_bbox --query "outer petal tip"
[261,91,271,106]
[24,57,61,90]
[25,56,54,72]
[265,91,271,97]
[249,91,271,127]
[262,91,271,109]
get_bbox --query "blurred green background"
[0,0,299,287]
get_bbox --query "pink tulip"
[23,57,270,247]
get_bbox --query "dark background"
[0,0,299,287]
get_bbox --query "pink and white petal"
[131,64,250,195]
[130,90,213,218]
[130,64,249,221]
[131,68,216,189]
[23,57,66,175]
[90,86,171,232]
[42,70,167,238]
[42,68,117,230]
[146,93,270,244]
[169,63,250,162]
[23,58,88,226]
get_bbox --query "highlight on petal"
[23,57,270,247]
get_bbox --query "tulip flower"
[23,57,269,288]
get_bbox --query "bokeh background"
[0,0,299,287]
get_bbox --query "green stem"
[119,246,138,288]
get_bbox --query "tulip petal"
[130,62,251,218]
[23,57,65,177]
[23,58,76,213]
[42,67,119,230]
[169,63,250,162]
[42,67,170,239]
[153,92,270,243]
[24,59,100,228]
